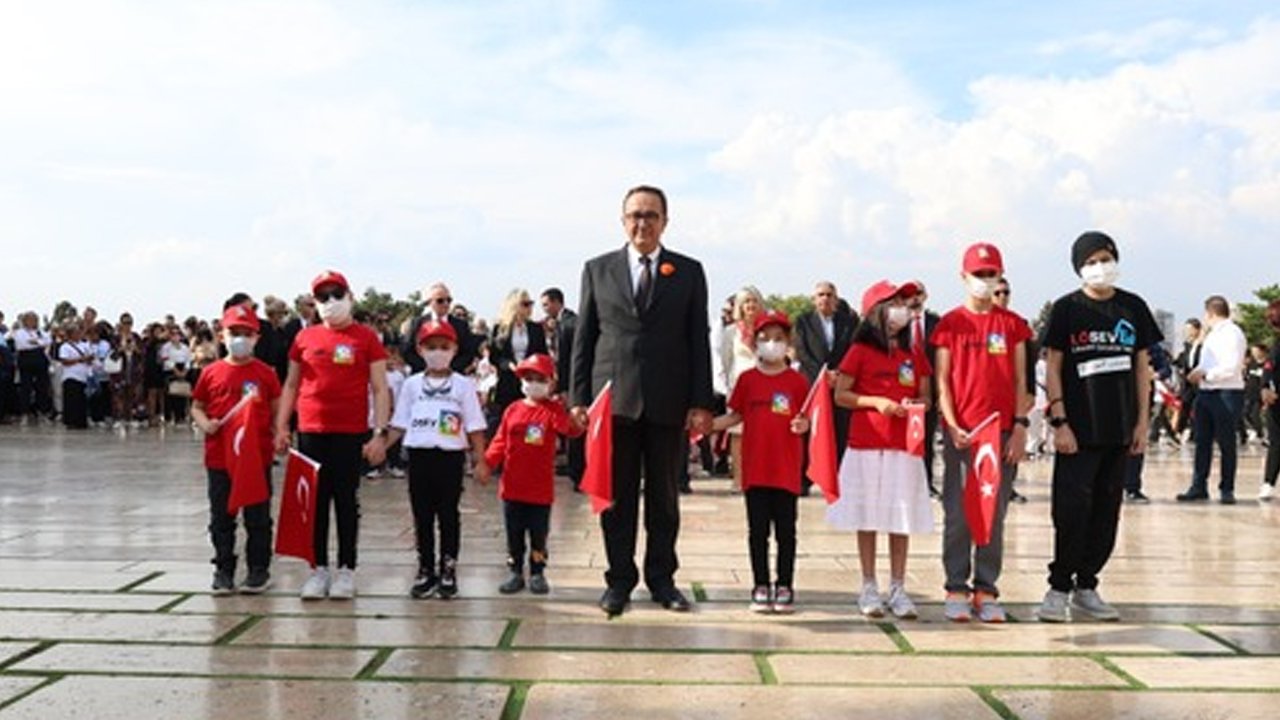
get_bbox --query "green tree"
[1237,284,1280,345]
[1032,300,1054,337]
[354,286,418,327]
[49,301,78,328]
[764,293,814,321]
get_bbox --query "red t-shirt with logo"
[289,323,388,434]
[728,367,810,494]
[192,359,282,470]
[838,342,932,451]
[484,398,580,505]
[931,305,1032,432]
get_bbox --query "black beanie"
[1071,231,1119,274]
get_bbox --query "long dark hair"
[850,301,910,354]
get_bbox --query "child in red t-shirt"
[190,305,282,596]
[483,353,583,595]
[932,243,1032,624]
[713,311,811,614]
[827,281,934,620]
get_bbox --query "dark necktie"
[636,255,653,310]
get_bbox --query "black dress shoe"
[599,588,629,616]
[651,587,692,612]
[1220,494,1237,505]
[1176,489,1210,502]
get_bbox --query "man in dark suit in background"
[542,287,584,489]
[403,282,478,375]
[571,184,714,616]
[907,282,943,498]
[794,281,858,477]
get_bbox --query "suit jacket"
[571,245,714,425]
[550,308,578,392]
[794,307,857,383]
[403,313,478,375]
[489,320,548,409]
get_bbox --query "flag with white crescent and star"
[222,394,269,515]
[275,449,320,565]
[964,412,1002,547]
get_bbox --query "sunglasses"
[314,288,347,303]
[994,290,1010,297]
[431,297,452,305]
[521,300,534,307]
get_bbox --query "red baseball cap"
[220,305,260,333]
[416,319,457,345]
[515,353,557,380]
[753,309,792,335]
[860,280,921,317]
[962,242,1004,275]
[310,270,350,295]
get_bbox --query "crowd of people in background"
[2,196,1278,621]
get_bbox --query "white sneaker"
[885,584,917,620]
[858,581,885,618]
[1071,588,1119,621]
[944,592,972,622]
[328,567,356,600]
[300,567,330,600]
[974,592,1006,624]
[1260,483,1275,502]
[1037,589,1069,623]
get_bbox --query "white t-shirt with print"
[58,341,93,384]
[391,371,486,450]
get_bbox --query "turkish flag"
[580,382,613,514]
[964,413,1002,547]
[905,401,926,457]
[276,449,320,565]
[802,372,840,504]
[223,398,269,515]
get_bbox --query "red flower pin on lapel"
[659,262,676,277]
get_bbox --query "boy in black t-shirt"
[1037,231,1161,623]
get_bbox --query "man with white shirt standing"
[1177,296,1248,505]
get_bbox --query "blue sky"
[1,1,1277,336]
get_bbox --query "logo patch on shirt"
[771,392,791,415]
[987,332,1007,355]
[524,423,545,445]
[240,381,259,397]
[898,360,916,387]
[333,344,354,365]
[438,409,463,436]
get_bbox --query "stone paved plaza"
[0,424,1277,719]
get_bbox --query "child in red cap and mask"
[484,353,583,595]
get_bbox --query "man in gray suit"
[571,185,714,616]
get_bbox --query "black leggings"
[297,432,365,569]
[408,448,466,573]
[745,487,798,588]
[1264,409,1280,488]
[504,500,551,574]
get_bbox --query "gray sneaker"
[528,573,550,595]
[1071,588,1120,621]
[1037,589,1069,623]
[211,568,235,596]
[498,570,526,594]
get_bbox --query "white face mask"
[965,274,998,300]
[422,348,454,372]
[886,305,911,331]
[225,335,255,360]
[1080,260,1120,290]
[319,296,353,324]
[756,339,788,363]
[521,380,551,400]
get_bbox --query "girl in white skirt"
[828,280,934,619]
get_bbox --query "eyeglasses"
[624,211,663,223]
[431,297,452,305]
[815,292,834,298]
[314,288,347,303]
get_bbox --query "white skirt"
[825,448,935,535]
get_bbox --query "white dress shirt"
[820,314,835,350]
[1195,318,1246,391]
